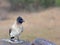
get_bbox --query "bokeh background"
[0,0,60,45]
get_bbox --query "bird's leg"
[16,35,20,41]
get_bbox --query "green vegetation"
[56,0,60,6]
[8,0,60,11]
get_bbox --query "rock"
[0,38,56,45]
[0,39,31,45]
[31,38,56,45]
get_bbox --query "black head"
[17,16,24,24]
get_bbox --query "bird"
[9,16,24,42]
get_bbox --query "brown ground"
[0,7,60,45]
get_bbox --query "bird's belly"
[10,29,20,37]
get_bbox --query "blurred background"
[0,0,60,45]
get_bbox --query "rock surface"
[0,38,56,45]
[31,38,56,45]
[0,39,31,45]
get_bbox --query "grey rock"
[0,39,31,45]
[31,38,56,45]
